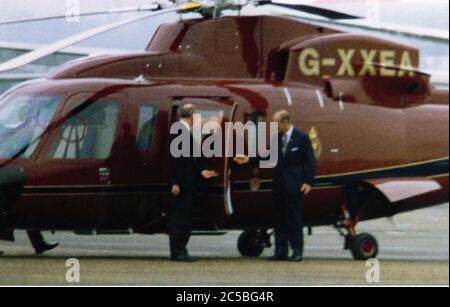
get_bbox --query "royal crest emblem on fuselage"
[308,126,322,159]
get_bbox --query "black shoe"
[34,242,59,255]
[288,255,303,262]
[267,255,288,261]
[173,255,197,262]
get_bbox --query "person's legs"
[272,190,289,258]
[27,231,59,255]
[177,193,193,256]
[286,193,304,257]
[0,215,10,256]
[169,193,194,259]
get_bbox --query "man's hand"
[234,154,250,165]
[201,170,219,179]
[171,184,181,196]
[301,184,312,195]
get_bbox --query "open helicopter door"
[223,103,239,216]
[171,97,237,219]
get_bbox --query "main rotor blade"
[257,1,360,20]
[0,7,178,73]
[0,4,162,26]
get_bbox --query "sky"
[0,0,448,75]
[0,1,448,46]
[0,0,179,50]
[0,0,158,20]
[0,0,448,29]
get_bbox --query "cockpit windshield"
[0,95,61,159]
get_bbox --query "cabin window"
[52,101,119,159]
[137,104,159,151]
[197,109,225,126]
[0,95,60,159]
[171,98,226,125]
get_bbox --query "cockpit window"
[52,101,119,160]
[0,95,61,159]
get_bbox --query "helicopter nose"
[0,166,26,222]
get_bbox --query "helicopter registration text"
[299,48,415,77]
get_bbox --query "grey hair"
[180,104,196,119]
[275,110,291,123]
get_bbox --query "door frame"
[224,102,238,215]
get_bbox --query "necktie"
[282,134,289,156]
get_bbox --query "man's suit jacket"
[170,123,201,194]
[273,128,317,195]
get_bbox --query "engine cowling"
[285,33,431,107]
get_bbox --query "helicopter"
[0,0,448,260]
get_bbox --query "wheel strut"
[335,200,360,248]
[335,199,379,260]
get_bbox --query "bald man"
[169,104,217,262]
[235,110,317,261]
[270,110,316,261]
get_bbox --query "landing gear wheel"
[237,230,267,257]
[335,188,380,261]
[350,233,379,261]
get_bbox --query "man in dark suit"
[169,104,217,262]
[235,110,317,262]
[1,166,58,255]
[27,231,59,255]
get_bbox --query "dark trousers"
[27,231,45,250]
[169,193,194,259]
[273,189,304,257]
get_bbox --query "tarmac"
[0,204,448,286]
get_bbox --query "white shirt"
[284,125,294,144]
[180,119,191,132]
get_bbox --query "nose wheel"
[237,229,272,257]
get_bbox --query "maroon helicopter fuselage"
[0,16,448,235]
